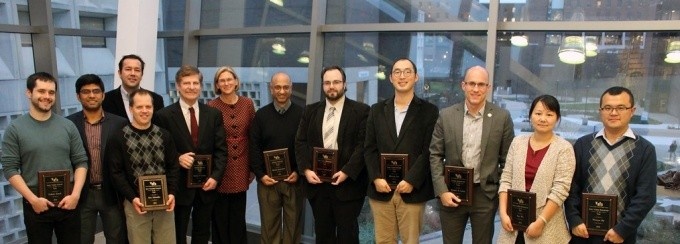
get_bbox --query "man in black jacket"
[102,54,164,120]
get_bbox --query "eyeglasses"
[600,106,633,113]
[464,81,489,89]
[80,89,103,95]
[392,69,414,78]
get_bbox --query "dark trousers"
[23,200,81,244]
[308,187,364,244]
[439,185,498,244]
[80,187,126,244]
[211,191,247,244]
[175,193,215,244]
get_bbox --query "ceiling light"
[558,36,586,64]
[585,36,598,57]
[297,51,309,64]
[666,40,680,63]
[510,35,528,47]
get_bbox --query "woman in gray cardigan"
[497,95,576,244]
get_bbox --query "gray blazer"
[429,101,514,200]
[497,134,575,244]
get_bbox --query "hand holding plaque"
[188,155,212,188]
[138,175,169,211]
[444,166,473,205]
[264,148,292,181]
[312,147,338,183]
[507,189,537,231]
[581,193,618,235]
[38,170,71,205]
[380,154,408,190]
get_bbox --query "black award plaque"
[444,166,473,205]
[38,170,71,204]
[187,155,212,188]
[380,154,408,189]
[582,193,618,235]
[138,175,168,211]
[312,147,338,182]
[263,148,292,181]
[507,189,537,231]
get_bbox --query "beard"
[31,99,53,113]
[324,87,345,101]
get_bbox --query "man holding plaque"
[155,65,227,244]
[565,87,656,244]
[250,72,304,243]
[429,66,515,244]
[364,58,439,243]
[108,89,180,243]
[1,72,89,243]
[66,74,129,244]
[295,66,370,244]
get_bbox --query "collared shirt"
[323,95,346,149]
[462,103,486,183]
[83,112,105,184]
[180,99,199,134]
[595,127,636,145]
[121,87,132,121]
[274,100,292,114]
[394,102,409,137]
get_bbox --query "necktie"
[323,107,336,148]
[189,107,199,146]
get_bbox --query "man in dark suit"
[364,58,439,243]
[429,66,515,244]
[295,66,370,244]
[102,54,164,120]
[154,65,227,244]
[66,74,128,244]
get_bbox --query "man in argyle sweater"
[565,86,656,244]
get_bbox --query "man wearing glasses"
[565,86,656,244]
[67,74,128,244]
[429,66,514,243]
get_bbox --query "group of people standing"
[0,54,657,244]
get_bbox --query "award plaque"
[507,189,537,231]
[582,193,618,235]
[444,166,473,205]
[187,155,212,188]
[138,175,168,211]
[263,148,292,181]
[312,147,338,182]
[37,170,71,204]
[380,154,408,189]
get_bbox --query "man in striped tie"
[295,66,370,244]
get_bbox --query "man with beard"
[103,54,165,120]
[1,72,89,243]
[67,74,128,244]
[250,72,304,243]
[295,66,370,244]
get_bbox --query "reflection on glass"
[499,0,680,21]
[200,0,312,28]
[327,0,489,24]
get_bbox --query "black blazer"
[102,86,165,118]
[66,111,128,206]
[154,102,228,206]
[295,98,370,201]
[364,96,438,203]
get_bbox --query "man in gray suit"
[429,66,514,244]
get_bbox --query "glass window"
[196,35,309,108]
[200,0,312,28]
[495,31,680,243]
[327,0,490,24]
[0,32,35,157]
[79,16,106,48]
[498,0,680,21]
[161,0,185,31]
[324,32,486,108]
[17,10,31,47]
